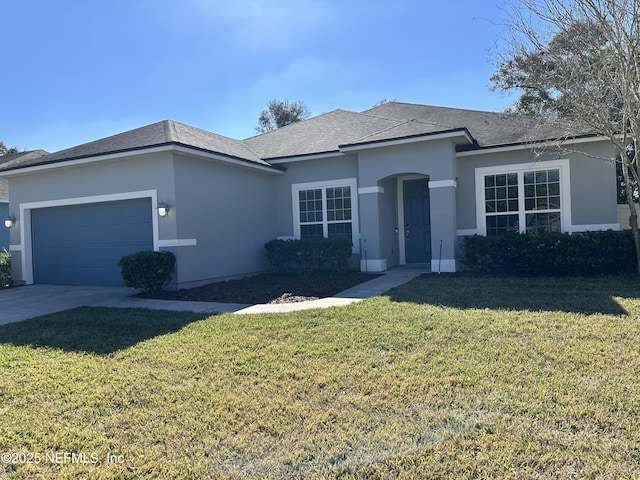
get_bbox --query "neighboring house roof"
[0,102,590,174]
[0,150,49,199]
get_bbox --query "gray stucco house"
[0,102,619,287]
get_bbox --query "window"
[476,160,569,236]
[293,179,359,251]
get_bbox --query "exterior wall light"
[4,216,14,228]
[157,203,169,217]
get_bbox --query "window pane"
[485,176,495,187]
[486,200,496,213]
[326,186,352,224]
[548,196,561,209]
[300,224,324,239]
[524,172,535,184]
[328,222,352,239]
[486,214,519,235]
[524,185,535,198]
[536,184,548,196]
[496,174,507,186]
[524,169,561,211]
[525,212,561,234]
[548,169,560,182]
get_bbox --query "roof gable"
[362,102,569,149]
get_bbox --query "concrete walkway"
[233,267,427,314]
[0,268,428,324]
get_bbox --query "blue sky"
[3,0,516,153]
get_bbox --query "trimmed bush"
[118,250,176,296]
[265,237,353,272]
[462,230,636,275]
[0,250,11,288]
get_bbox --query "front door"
[403,179,431,263]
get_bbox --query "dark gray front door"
[32,198,153,285]
[403,179,431,263]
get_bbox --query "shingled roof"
[0,102,583,174]
[361,102,575,149]
[0,121,266,172]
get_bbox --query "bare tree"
[255,99,311,133]
[493,0,640,272]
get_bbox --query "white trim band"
[429,179,457,189]
[358,186,385,195]
[158,239,197,247]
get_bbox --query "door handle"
[405,224,410,238]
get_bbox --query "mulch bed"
[153,270,380,304]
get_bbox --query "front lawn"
[0,275,639,478]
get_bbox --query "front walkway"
[0,267,429,324]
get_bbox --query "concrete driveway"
[0,285,137,325]
[0,284,251,325]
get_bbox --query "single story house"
[0,102,619,288]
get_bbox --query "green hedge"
[463,230,637,275]
[0,251,11,288]
[118,250,176,296]
[265,237,353,272]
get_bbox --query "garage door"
[32,198,154,285]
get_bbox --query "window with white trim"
[292,179,359,251]
[477,161,569,236]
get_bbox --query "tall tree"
[0,140,19,155]
[492,0,640,272]
[255,99,311,133]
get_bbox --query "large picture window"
[293,179,359,251]
[476,160,569,236]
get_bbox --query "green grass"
[1,275,639,478]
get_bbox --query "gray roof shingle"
[0,102,586,175]
[361,102,571,149]
[243,109,403,159]
[0,121,268,173]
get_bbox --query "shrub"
[0,250,11,288]
[118,250,176,296]
[462,230,636,275]
[265,237,353,272]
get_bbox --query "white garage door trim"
[19,190,160,285]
